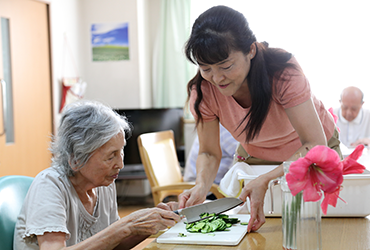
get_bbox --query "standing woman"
[178,5,341,233]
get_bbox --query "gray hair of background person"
[50,101,132,176]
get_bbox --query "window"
[1,17,15,143]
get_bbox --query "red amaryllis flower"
[321,188,342,215]
[341,144,366,175]
[320,144,366,214]
[286,145,343,203]
[286,144,365,215]
[328,107,340,132]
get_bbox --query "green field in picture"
[92,46,129,61]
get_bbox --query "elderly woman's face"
[78,132,125,187]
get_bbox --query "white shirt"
[183,124,239,185]
[333,108,370,148]
[13,166,120,249]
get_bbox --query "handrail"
[0,78,6,136]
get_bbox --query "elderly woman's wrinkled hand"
[156,201,178,211]
[238,176,268,233]
[126,207,181,236]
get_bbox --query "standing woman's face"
[198,47,255,99]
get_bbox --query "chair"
[0,175,34,250]
[137,130,224,206]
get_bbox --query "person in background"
[13,101,180,250]
[333,86,370,148]
[178,5,341,233]
[183,123,238,186]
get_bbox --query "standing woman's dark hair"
[185,5,295,142]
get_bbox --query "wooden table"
[143,216,370,249]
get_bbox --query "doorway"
[0,0,53,177]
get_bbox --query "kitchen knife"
[174,197,243,223]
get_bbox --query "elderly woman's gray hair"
[51,101,132,176]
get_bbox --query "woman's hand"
[156,201,178,211]
[239,176,269,233]
[39,204,182,250]
[126,207,181,236]
[351,138,370,147]
[178,185,208,209]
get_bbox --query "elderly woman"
[14,101,181,250]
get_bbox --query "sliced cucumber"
[185,213,240,233]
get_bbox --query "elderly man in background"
[334,86,370,148]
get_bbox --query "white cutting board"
[157,214,250,246]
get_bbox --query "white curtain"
[152,0,196,108]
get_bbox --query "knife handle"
[173,209,182,215]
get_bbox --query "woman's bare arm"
[178,119,222,208]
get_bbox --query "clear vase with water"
[270,161,322,250]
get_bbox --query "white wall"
[138,0,161,108]
[48,0,82,132]
[80,0,140,109]
[78,0,162,110]
[47,0,161,132]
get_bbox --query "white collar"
[339,108,363,124]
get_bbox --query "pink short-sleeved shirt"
[189,57,335,162]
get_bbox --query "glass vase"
[281,161,322,250]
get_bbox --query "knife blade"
[174,197,243,223]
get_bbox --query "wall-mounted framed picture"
[91,22,129,61]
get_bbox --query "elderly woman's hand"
[156,201,178,211]
[238,176,269,233]
[125,207,181,236]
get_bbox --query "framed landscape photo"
[91,22,129,61]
